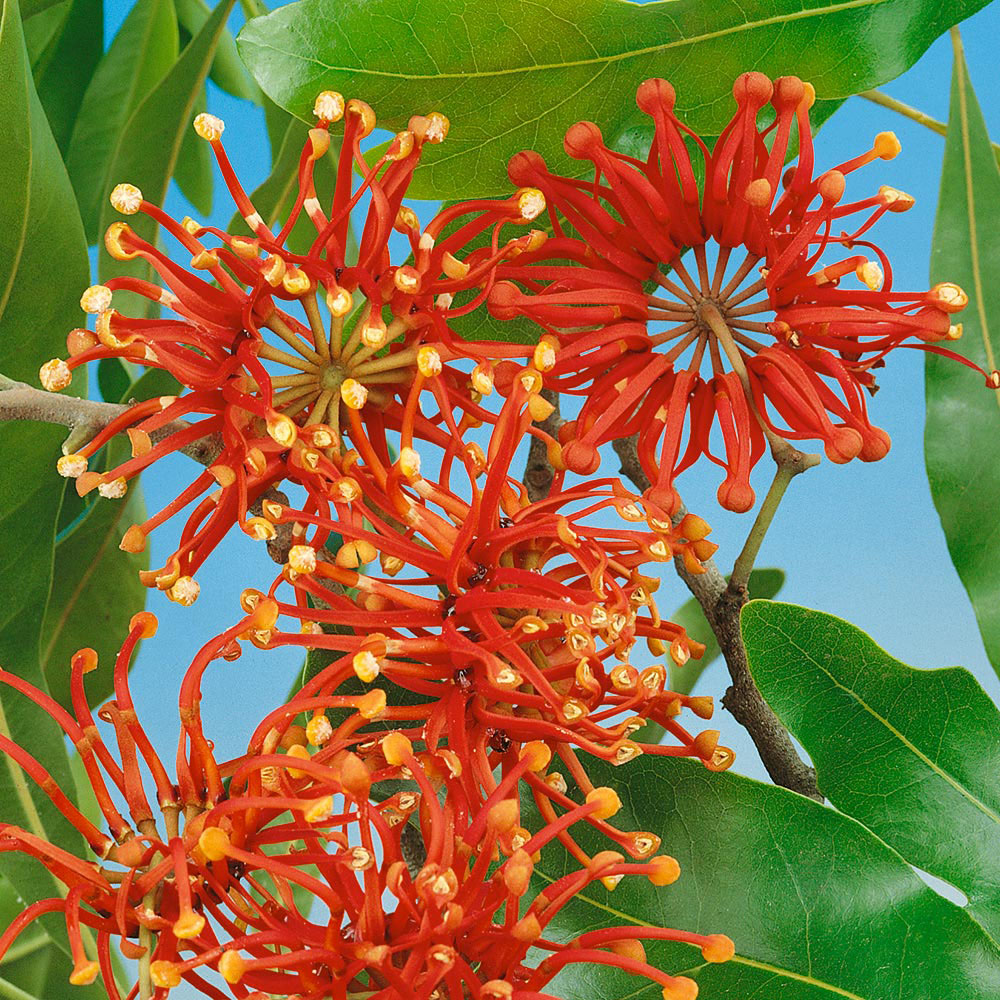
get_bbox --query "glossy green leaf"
[65,0,178,243]
[176,0,260,101]
[25,0,102,151]
[174,86,215,215]
[95,0,235,308]
[40,439,149,711]
[667,568,784,696]
[239,0,990,199]
[96,357,131,404]
[536,756,1000,999]
[0,0,92,952]
[743,600,1000,943]
[925,43,1000,681]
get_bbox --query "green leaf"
[40,439,149,711]
[0,0,92,952]
[95,0,235,309]
[925,42,1000,681]
[174,87,214,215]
[96,357,131,404]
[535,756,1000,1000]
[238,0,990,199]
[176,0,261,102]
[668,568,784,696]
[25,0,102,152]
[65,0,179,243]
[743,599,1000,943]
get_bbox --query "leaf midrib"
[773,621,1000,828]
[247,0,889,82]
[534,869,868,999]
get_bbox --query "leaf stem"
[0,975,41,1000]
[858,85,1000,168]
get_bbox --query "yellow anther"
[80,284,112,314]
[398,446,421,478]
[282,267,311,296]
[424,111,449,143]
[149,961,182,989]
[353,649,381,683]
[878,185,915,212]
[39,359,72,392]
[873,130,901,159]
[261,254,286,287]
[417,345,443,377]
[314,90,345,122]
[198,826,231,861]
[947,323,963,341]
[190,249,219,270]
[306,714,333,746]
[244,516,276,541]
[387,130,415,160]
[361,315,387,349]
[173,911,205,940]
[471,362,494,395]
[326,285,353,316]
[69,961,100,986]
[394,264,421,293]
[288,545,317,575]
[856,260,883,291]
[230,236,259,259]
[109,182,142,216]
[167,576,200,607]
[346,98,376,137]
[56,453,87,479]
[193,112,224,141]
[98,476,127,499]
[516,187,546,221]
[340,378,368,410]
[929,282,968,313]
[382,731,413,765]
[586,786,621,820]
[266,413,297,447]
[533,338,557,372]
[304,796,333,824]
[217,951,245,985]
[701,934,736,963]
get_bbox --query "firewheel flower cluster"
[12,71,993,999]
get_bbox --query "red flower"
[0,619,732,1000]
[39,95,543,601]
[485,73,997,513]
[231,365,731,830]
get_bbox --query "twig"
[523,388,563,503]
[613,434,821,801]
[858,87,1000,168]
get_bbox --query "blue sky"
[99,0,1000,791]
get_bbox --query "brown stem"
[612,434,821,800]
[522,388,563,503]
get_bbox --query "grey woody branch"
[613,434,821,801]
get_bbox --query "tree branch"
[613,434,821,800]
[523,388,563,503]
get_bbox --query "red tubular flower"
[228,364,731,836]
[38,95,544,601]
[0,623,732,1000]
[485,73,999,514]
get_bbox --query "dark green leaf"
[238,0,990,199]
[536,756,1000,999]
[668,568,784,696]
[25,0,102,151]
[20,0,67,62]
[96,0,236,310]
[96,357,131,404]
[176,0,261,101]
[65,0,179,243]
[174,87,214,215]
[0,0,92,952]
[925,42,1000,681]
[743,599,1000,943]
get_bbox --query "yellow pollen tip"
[326,285,353,316]
[662,977,699,1000]
[425,111,449,143]
[306,713,333,746]
[173,911,205,940]
[69,960,100,986]
[516,187,545,221]
[98,476,128,499]
[585,786,622,820]
[149,961,182,989]
[471,362,494,395]
[856,260,883,290]
[217,951,245,985]
[80,284,112,314]
[648,854,681,886]
[930,282,968,313]
[193,112,224,141]
[874,130,901,159]
[340,378,368,410]
[109,182,142,214]
[701,934,736,963]
[198,825,231,861]
[57,453,88,479]
[398,446,421,478]
[288,544,317,575]
[40,358,72,392]
[533,338,557,372]
[361,317,387,349]
[382,730,413,765]
[353,649,381,683]
[304,795,334,824]
[167,576,200,607]
[417,345,443,377]
[313,90,345,122]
